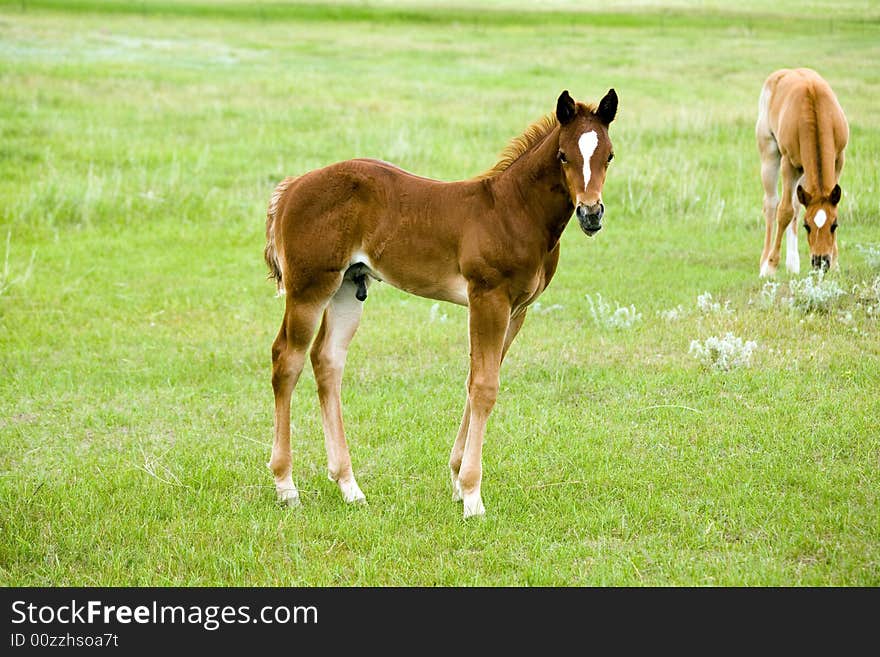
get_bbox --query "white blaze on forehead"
[578,130,599,191]
[814,209,827,229]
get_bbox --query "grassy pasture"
[1,0,879,585]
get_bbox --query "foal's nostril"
[811,255,831,270]
[576,202,604,222]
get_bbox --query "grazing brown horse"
[264,89,617,518]
[756,68,849,276]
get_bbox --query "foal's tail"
[264,176,296,295]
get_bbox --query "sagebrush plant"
[429,302,448,322]
[532,301,564,314]
[696,291,730,314]
[758,280,780,309]
[585,293,642,330]
[689,333,758,371]
[788,271,846,313]
[855,243,880,269]
[658,304,687,321]
[852,276,880,318]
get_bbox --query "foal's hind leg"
[757,123,781,276]
[310,278,367,504]
[449,309,526,502]
[269,274,341,506]
[766,157,801,276]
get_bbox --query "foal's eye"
[557,150,568,164]
[831,222,838,233]
[607,152,614,163]
[803,223,811,234]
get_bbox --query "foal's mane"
[477,113,558,179]
[477,102,596,179]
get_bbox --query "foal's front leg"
[457,287,511,519]
[449,310,527,502]
[766,157,800,275]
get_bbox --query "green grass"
[1,0,879,586]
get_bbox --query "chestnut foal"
[756,68,849,275]
[264,89,618,518]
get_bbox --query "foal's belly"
[349,249,469,307]
[382,270,470,307]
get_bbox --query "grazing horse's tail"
[265,176,296,295]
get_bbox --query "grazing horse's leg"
[449,400,470,503]
[449,309,527,502]
[831,152,846,269]
[786,172,804,274]
[757,125,781,276]
[310,278,366,504]
[457,288,512,519]
[766,157,800,276]
[269,272,341,507]
[785,216,800,274]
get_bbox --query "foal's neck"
[493,125,574,250]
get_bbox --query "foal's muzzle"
[811,254,831,271]
[576,202,604,236]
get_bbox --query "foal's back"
[763,68,848,173]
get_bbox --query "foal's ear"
[796,184,811,206]
[596,88,618,124]
[556,90,577,125]
[830,184,842,205]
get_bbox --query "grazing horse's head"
[555,89,617,236]
[797,184,841,270]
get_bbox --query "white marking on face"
[578,130,598,191]
[814,209,827,229]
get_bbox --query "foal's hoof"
[451,474,463,502]
[462,494,485,519]
[338,478,367,505]
[276,488,301,508]
[759,260,778,277]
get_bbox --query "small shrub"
[758,281,780,309]
[689,333,758,371]
[696,291,730,314]
[532,301,564,315]
[852,276,880,318]
[658,304,687,321]
[788,271,845,313]
[585,293,642,330]
[855,244,880,269]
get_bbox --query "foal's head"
[797,184,841,270]
[555,89,618,236]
